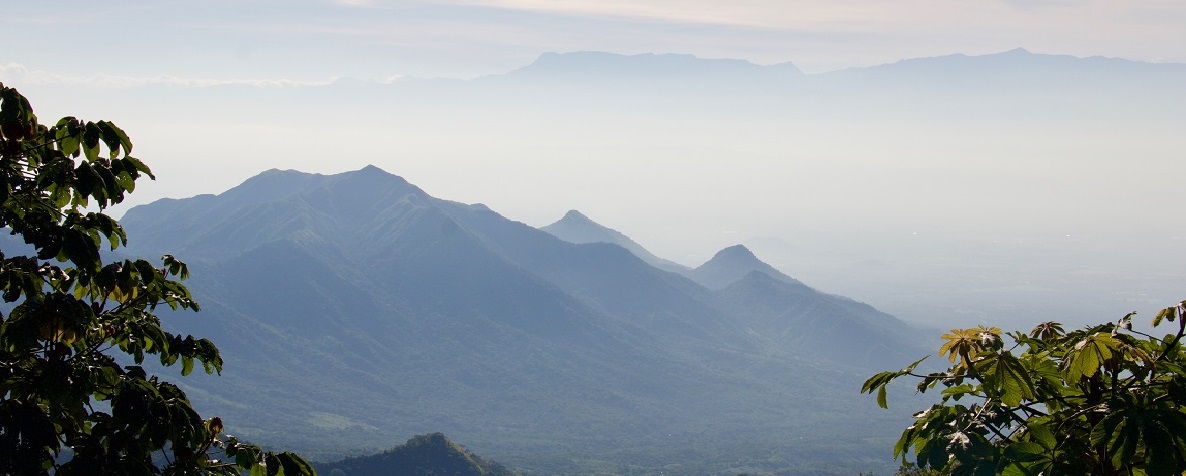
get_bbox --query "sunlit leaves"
[940,326,1002,371]
[868,300,1186,475]
[1063,332,1120,382]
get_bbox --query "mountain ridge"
[540,209,690,274]
[120,165,933,474]
[504,51,804,80]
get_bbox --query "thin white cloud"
[420,0,1186,50]
[419,0,1011,30]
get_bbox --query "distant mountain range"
[498,51,805,84]
[404,48,1186,87]
[118,166,932,474]
[385,48,1186,95]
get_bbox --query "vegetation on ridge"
[316,433,516,476]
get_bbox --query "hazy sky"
[4,1,1185,328]
[4,0,1185,81]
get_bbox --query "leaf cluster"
[0,82,315,475]
[863,302,1186,475]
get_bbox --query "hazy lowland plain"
[7,49,1186,474]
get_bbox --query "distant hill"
[541,209,689,274]
[821,47,1186,88]
[688,244,804,290]
[119,166,932,474]
[316,433,516,476]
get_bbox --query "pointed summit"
[560,209,591,222]
[689,244,803,290]
[317,433,514,476]
[541,210,689,273]
[358,163,389,174]
[333,164,415,191]
[712,244,759,261]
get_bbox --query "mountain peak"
[317,433,514,476]
[335,164,415,190]
[711,244,758,262]
[560,209,591,222]
[358,164,388,174]
[541,210,690,273]
[348,164,406,182]
[689,244,802,290]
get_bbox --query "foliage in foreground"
[863,299,1186,475]
[0,82,315,475]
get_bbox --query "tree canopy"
[0,82,316,475]
[863,300,1186,475]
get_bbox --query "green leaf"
[999,462,1044,476]
[82,121,102,161]
[979,351,1035,406]
[93,163,122,204]
[233,443,260,470]
[181,356,195,376]
[272,452,316,476]
[54,119,81,157]
[123,155,155,179]
[1026,424,1056,449]
[97,120,126,158]
[941,383,977,401]
[1004,441,1047,462]
[1063,333,1118,382]
[1153,303,1183,327]
[115,170,136,192]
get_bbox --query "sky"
[5,0,1186,81]
[3,0,1186,328]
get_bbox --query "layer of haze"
[3,1,1185,330]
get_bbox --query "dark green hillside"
[316,433,517,476]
